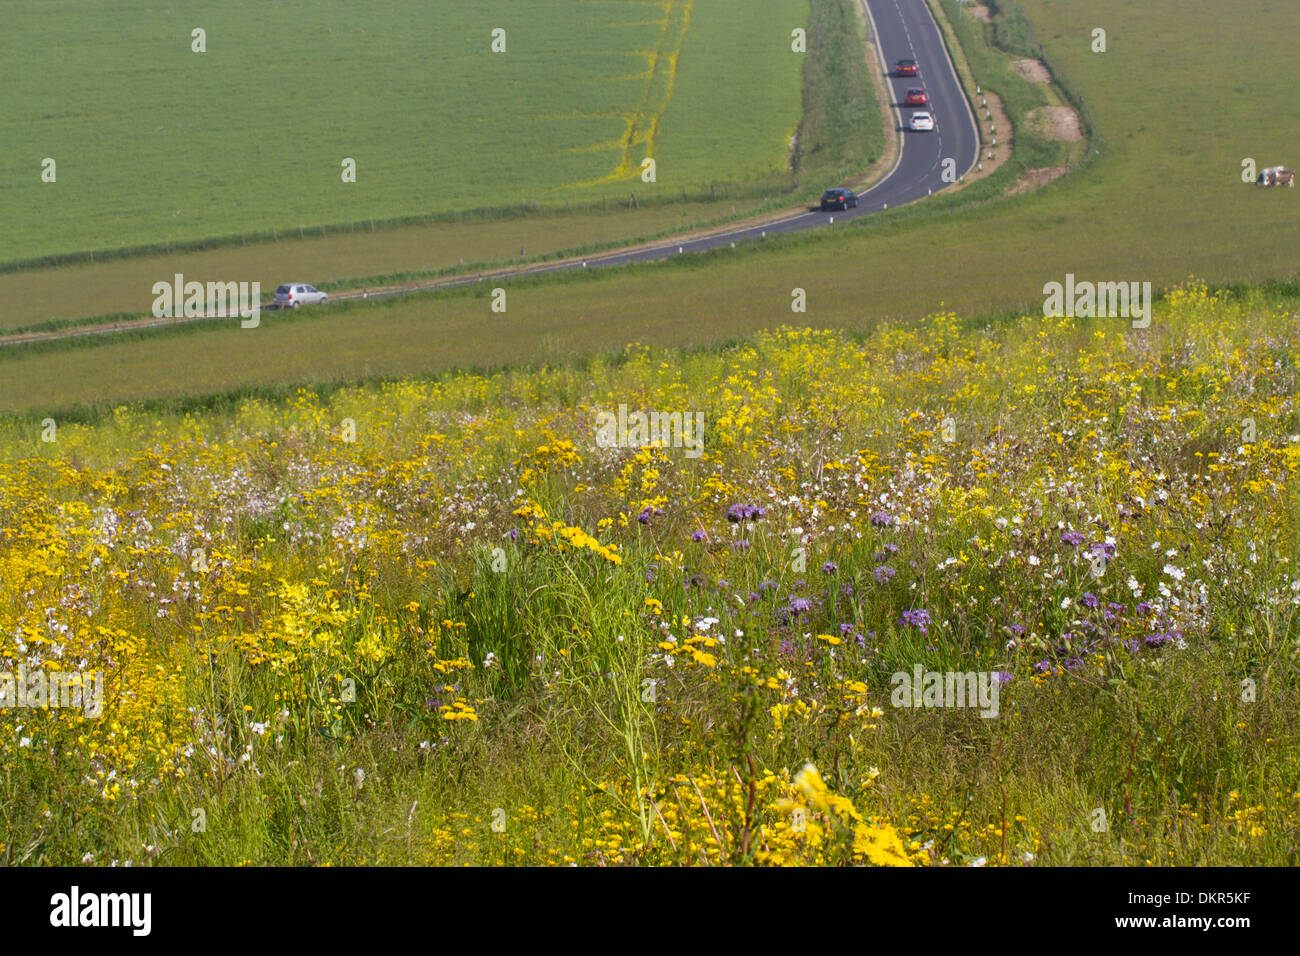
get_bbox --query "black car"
[820,188,858,211]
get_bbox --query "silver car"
[273,283,328,308]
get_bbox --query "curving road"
[1,0,980,346]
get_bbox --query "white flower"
[353,768,366,790]
[1163,563,1185,581]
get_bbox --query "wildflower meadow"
[3,281,1299,866]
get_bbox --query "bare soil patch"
[1005,166,1067,196]
[1027,105,1082,142]
[1014,58,1051,82]
[969,5,992,22]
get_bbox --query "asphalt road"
[2,0,980,346]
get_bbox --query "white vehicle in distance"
[909,111,934,132]
[273,283,328,308]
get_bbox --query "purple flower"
[789,597,813,614]
[871,511,895,528]
[822,561,838,574]
[726,503,766,523]
[873,565,896,584]
[506,528,520,541]
[637,506,663,525]
[901,608,931,634]
[838,623,855,636]
[1033,660,1051,674]
[1061,531,1086,548]
[1144,631,1176,648]
[691,529,708,543]
[1090,542,1116,560]
[994,671,1012,685]
[1080,592,1100,609]
[731,539,750,550]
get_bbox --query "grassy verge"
[792,0,887,185]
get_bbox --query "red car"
[904,87,928,106]
[896,59,918,77]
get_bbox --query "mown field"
[4,283,1299,865]
[1,0,809,265]
[1,0,1295,412]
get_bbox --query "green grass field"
[2,0,1295,415]
[1,0,808,264]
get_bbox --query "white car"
[273,283,328,308]
[909,111,934,132]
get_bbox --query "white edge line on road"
[918,0,980,180]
